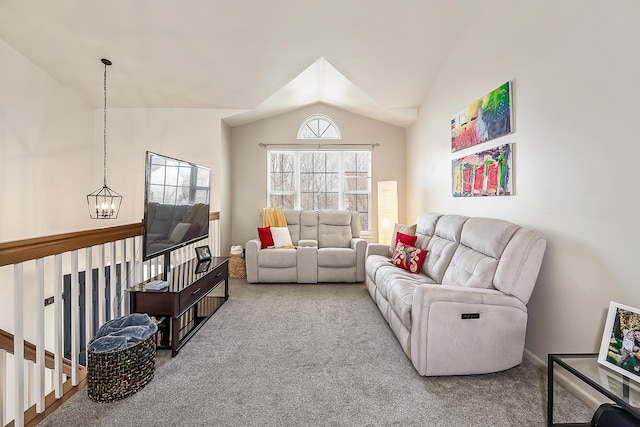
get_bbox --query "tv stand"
[128,257,229,356]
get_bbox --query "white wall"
[229,103,407,248]
[0,39,95,242]
[0,38,237,248]
[104,108,237,253]
[406,0,640,362]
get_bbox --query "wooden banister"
[0,329,79,377]
[0,212,220,267]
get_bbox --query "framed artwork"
[452,144,512,197]
[451,82,512,152]
[195,245,211,262]
[598,301,640,383]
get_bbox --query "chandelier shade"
[87,58,122,219]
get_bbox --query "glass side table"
[548,353,640,426]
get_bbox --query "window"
[268,150,371,231]
[297,114,341,139]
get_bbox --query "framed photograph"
[195,245,211,262]
[194,259,211,274]
[598,301,640,383]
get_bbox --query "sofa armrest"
[410,285,528,376]
[245,239,262,283]
[351,238,367,282]
[366,243,390,258]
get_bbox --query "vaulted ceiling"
[0,0,479,127]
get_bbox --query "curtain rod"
[259,143,380,150]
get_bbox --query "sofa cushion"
[423,236,458,282]
[415,212,442,237]
[258,248,297,268]
[376,264,434,300]
[283,210,301,244]
[386,279,418,329]
[318,210,353,248]
[460,217,519,259]
[300,211,319,240]
[375,265,434,329]
[318,248,356,268]
[433,215,468,242]
[366,254,392,282]
[441,245,499,289]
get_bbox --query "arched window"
[297,114,341,139]
[266,114,370,231]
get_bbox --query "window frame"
[296,114,342,139]
[266,149,372,233]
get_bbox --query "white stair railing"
[0,214,221,427]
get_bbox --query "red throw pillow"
[389,242,428,274]
[395,231,418,251]
[258,226,274,248]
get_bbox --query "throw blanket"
[261,207,287,227]
[260,207,295,248]
[88,313,158,353]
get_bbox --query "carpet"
[40,279,593,426]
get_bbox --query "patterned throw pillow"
[388,223,417,256]
[394,231,417,251]
[389,242,428,274]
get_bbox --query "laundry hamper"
[87,313,158,403]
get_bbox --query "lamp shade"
[377,181,398,244]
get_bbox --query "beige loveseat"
[366,213,546,376]
[246,210,366,283]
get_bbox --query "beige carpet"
[41,279,593,426]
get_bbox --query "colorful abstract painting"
[451,82,512,152]
[452,144,512,197]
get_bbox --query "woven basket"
[87,332,157,402]
[229,254,246,279]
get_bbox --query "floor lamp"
[377,181,398,244]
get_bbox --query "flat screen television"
[142,151,211,261]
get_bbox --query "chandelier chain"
[103,61,108,187]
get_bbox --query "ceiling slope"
[0,0,478,127]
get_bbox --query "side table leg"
[171,316,180,357]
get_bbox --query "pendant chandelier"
[87,58,122,219]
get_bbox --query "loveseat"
[366,213,546,376]
[246,210,367,283]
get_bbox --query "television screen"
[142,151,211,261]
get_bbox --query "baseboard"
[523,349,603,410]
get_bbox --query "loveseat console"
[128,257,229,356]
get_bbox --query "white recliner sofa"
[246,210,367,283]
[366,212,546,376]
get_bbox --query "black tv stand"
[128,257,229,356]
